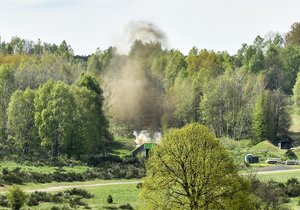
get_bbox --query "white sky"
[0,0,299,55]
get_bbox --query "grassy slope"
[289,114,300,146]
[107,136,135,157]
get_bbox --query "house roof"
[132,143,156,155]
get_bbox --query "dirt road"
[0,180,141,193]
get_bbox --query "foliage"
[6,186,28,210]
[141,123,255,210]
[201,71,260,139]
[0,194,9,207]
[107,194,113,204]
[293,72,300,114]
[251,178,290,210]
[252,89,291,144]
[7,88,38,154]
[285,150,297,160]
[26,188,93,208]
[285,22,300,46]
[0,26,299,161]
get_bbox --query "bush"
[6,186,28,210]
[27,191,53,206]
[119,203,134,209]
[0,194,8,207]
[285,178,300,197]
[251,179,289,209]
[285,150,297,159]
[69,196,88,208]
[64,188,93,198]
[50,205,72,210]
[107,194,113,204]
[2,167,25,184]
[136,183,143,189]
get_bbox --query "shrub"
[6,186,28,210]
[107,194,113,204]
[285,149,297,159]
[2,167,25,184]
[136,183,143,189]
[285,178,300,197]
[27,191,53,206]
[50,205,72,210]
[251,178,290,209]
[65,188,93,198]
[119,203,134,209]
[69,196,88,208]
[0,194,8,207]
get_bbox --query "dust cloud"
[104,21,167,131]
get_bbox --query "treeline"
[0,23,300,158]
[96,22,299,144]
[0,40,110,158]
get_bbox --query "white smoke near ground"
[133,130,162,147]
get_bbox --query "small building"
[132,143,156,158]
[278,135,293,149]
[278,141,292,149]
[244,154,259,164]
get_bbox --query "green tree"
[141,123,255,210]
[7,88,38,154]
[70,85,102,158]
[285,22,300,46]
[0,65,15,141]
[6,186,27,210]
[76,73,111,141]
[293,72,300,114]
[265,45,287,91]
[252,89,291,143]
[87,54,102,73]
[281,44,300,94]
[164,50,187,90]
[200,71,259,139]
[162,71,194,129]
[35,81,75,157]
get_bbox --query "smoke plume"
[104,21,167,130]
[125,21,168,49]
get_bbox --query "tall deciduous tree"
[200,71,259,139]
[0,65,15,141]
[76,73,111,141]
[252,89,291,143]
[35,81,75,157]
[293,72,300,114]
[286,22,300,46]
[141,123,255,210]
[7,88,38,154]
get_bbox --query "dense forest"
[0,22,300,160]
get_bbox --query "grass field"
[0,160,90,174]
[0,179,142,210]
[255,169,300,182]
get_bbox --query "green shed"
[132,143,156,158]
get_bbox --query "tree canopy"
[141,123,255,210]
